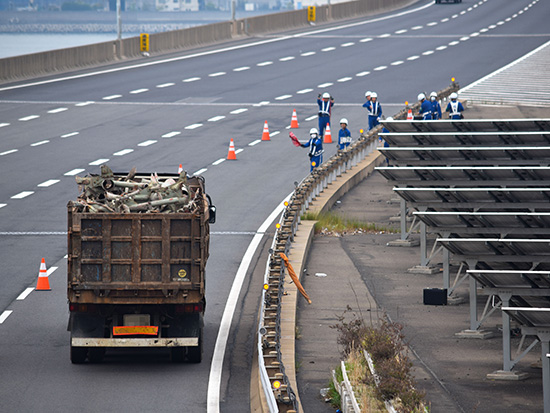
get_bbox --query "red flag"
[289,132,301,147]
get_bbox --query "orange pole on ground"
[280,253,311,304]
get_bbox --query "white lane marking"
[452,14,459,19]
[185,124,203,130]
[102,95,122,100]
[480,28,489,33]
[208,116,226,122]
[30,140,49,147]
[0,310,13,324]
[0,3,434,94]
[64,168,85,176]
[235,148,244,154]
[233,66,250,71]
[318,82,333,87]
[17,288,34,300]
[212,158,226,166]
[411,25,423,30]
[460,36,470,41]
[138,140,157,146]
[279,56,295,61]
[207,194,291,412]
[407,55,420,60]
[391,61,404,66]
[230,108,248,114]
[270,131,280,137]
[356,71,370,76]
[275,95,292,100]
[37,179,60,187]
[422,50,434,55]
[0,123,10,127]
[47,266,58,276]
[427,22,437,26]
[19,115,39,121]
[470,32,480,37]
[257,61,273,66]
[75,101,94,106]
[255,101,270,106]
[130,88,149,94]
[341,42,355,47]
[48,107,68,114]
[436,45,448,51]
[89,158,109,166]
[395,29,407,34]
[460,10,467,15]
[301,51,316,56]
[156,82,175,88]
[321,47,335,52]
[183,77,201,82]
[0,203,6,209]
[360,38,373,42]
[379,33,391,38]
[209,72,226,77]
[61,132,79,138]
[374,65,387,71]
[113,149,134,156]
[0,149,18,156]
[297,88,313,94]
[248,139,261,146]
[441,18,449,22]
[11,191,34,199]
[488,24,497,29]
[162,131,181,138]
[337,77,352,82]
[305,115,317,121]
[194,168,207,175]
[448,41,460,46]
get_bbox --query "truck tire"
[71,346,87,364]
[187,327,203,363]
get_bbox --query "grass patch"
[301,211,397,235]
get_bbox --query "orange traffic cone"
[290,109,299,129]
[178,164,183,173]
[407,108,413,120]
[36,258,51,291]
[262,121,270,141]
[323,123,333,143]
[227,138,237,160]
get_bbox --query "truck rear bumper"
[72,337,198,347]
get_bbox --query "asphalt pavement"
[296,104,549,413]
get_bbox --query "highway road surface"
[0,0,548,411]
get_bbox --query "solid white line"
[17,288,34,301]
[64,168,85,176]
[113,149,134,156]
[31,140,49,147]
[249,139,262,146]
[212,158,225,165]
[162,131,181,138]
[11,191,34,199]
[61,132,79,138]
[130,88,149,94]
[89,158,109,166]
[37,179,60,187]
[194,168,207,175]
[207,194,291,413]
[19,115,39,121]
[48,107,68,114]
[0,310,13,324]
[0,149,18,156]
[138,140,157,146]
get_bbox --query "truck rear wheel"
[71,346,87,364]
[187,328,203,363]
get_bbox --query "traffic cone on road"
[227,139,237,160]
[262,121,270,141]
[407,108,413,120]
[178,164,183,173]
[290,109,299,129]
[323,123,333,143]
[36,258,51,291]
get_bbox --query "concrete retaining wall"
[0,0,415,83]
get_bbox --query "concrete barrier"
[0,0,414,83]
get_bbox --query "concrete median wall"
[0,0,415,83]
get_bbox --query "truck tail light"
[175,303,203,313]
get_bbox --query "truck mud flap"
[72,337,198,347]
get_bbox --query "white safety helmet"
[430,91,437,97]
[309,128,319,136]
[339,118,348,125]
[417,93,426,101]
[386,116,393,121]
[371,92,378,99]
[365,91,372,98]
[450,92,458,99]
[322,92,330,99]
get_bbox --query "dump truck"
[67,166,215,363]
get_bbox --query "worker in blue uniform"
[337,118,352,150]
[418,93,433,120]
[430,91,442,120]
[363,91,382,130]
[446,92,465,119]
[301,128,325,171]
[317,92,334,137]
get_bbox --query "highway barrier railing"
[0,0,415,83]
[256,83,460,412]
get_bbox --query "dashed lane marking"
[275,95,292,100]
[235,148,244,154]
[212,158,225,166]
[185,124,203,130]
[305,115,317,121]
[279,56,295,61]
[374,66,387,71]
[30,140,49,147]
[230,108,248,114]
[89,159,109,166]
[113,149,134,156]
[47,107,68,114]
[318,82,333,87]
[194,168,207,175]
[64,168,85,176]
[208,72,226,77]
[0,203,6,209]
[156,82,175,88]
[37,179,60,187]
[297,88,313,94]
[341,42,355,47]
[162,131,181,138]
[0,149,18,156]
[138,140,157,146]
[61,132,79,138]
[183,77,201,82]
[0,123,10,127]
[102,95,122,100]
[19,115,39,121]
[360,38,373,42]
[0,311,13,324]
[301,51,316,56]
[75,101,94,106]
[208,116,226,122]
[270,131,280,137]
[233,66,250,71]
[11,191,34,199]
[17,288,34,301]
[356,71,370,77]
[249,139,261,146]
[257,61,273,66]
[337,77,353,82]
[130,88,149,94]
[321,47,336,52]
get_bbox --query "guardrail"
[257,83,460,411]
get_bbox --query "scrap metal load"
[70,164,202,214]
